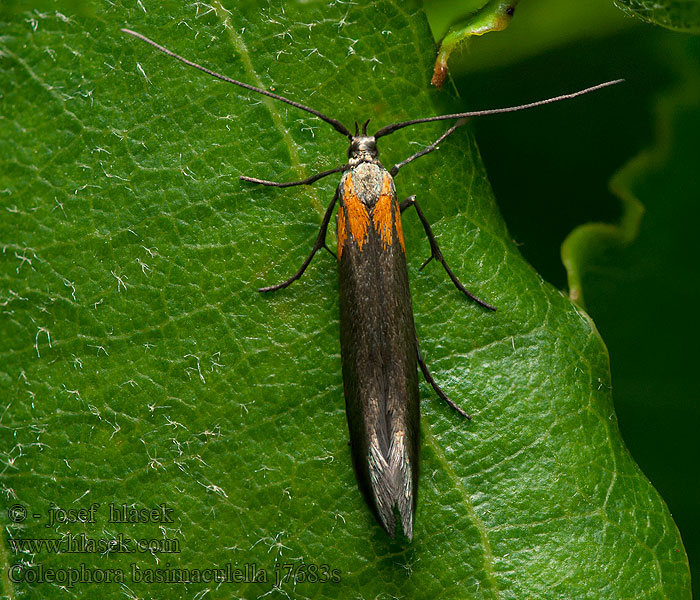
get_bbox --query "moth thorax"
[347,136,378,164]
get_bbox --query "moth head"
[348,120,378,162]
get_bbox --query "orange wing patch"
[343,174,369,251]
[373,174,394,249]
[393,197,406,253]
[337,205,347,260]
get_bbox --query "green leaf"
[422,0,519,87]
[614,0,700,32]
[0,1,689,599]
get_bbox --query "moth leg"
[258,188,339,292]
[400,195,496,311]
[240,164,347,188]
[416,337,471,419]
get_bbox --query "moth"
[122,28,620,539]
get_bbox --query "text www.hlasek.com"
[8,534,179,555]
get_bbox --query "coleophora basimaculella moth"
[122,28,621,539]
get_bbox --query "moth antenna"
[362,119,370,135]
[354,121,360,136]
[121,28,353,139]
[373,79,624,139]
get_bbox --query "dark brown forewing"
[337,165,420,539]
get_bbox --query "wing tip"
[376,506,414,540]
[374,491,415,540]
[367,441,417,540]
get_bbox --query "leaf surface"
[614,0,700,32]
